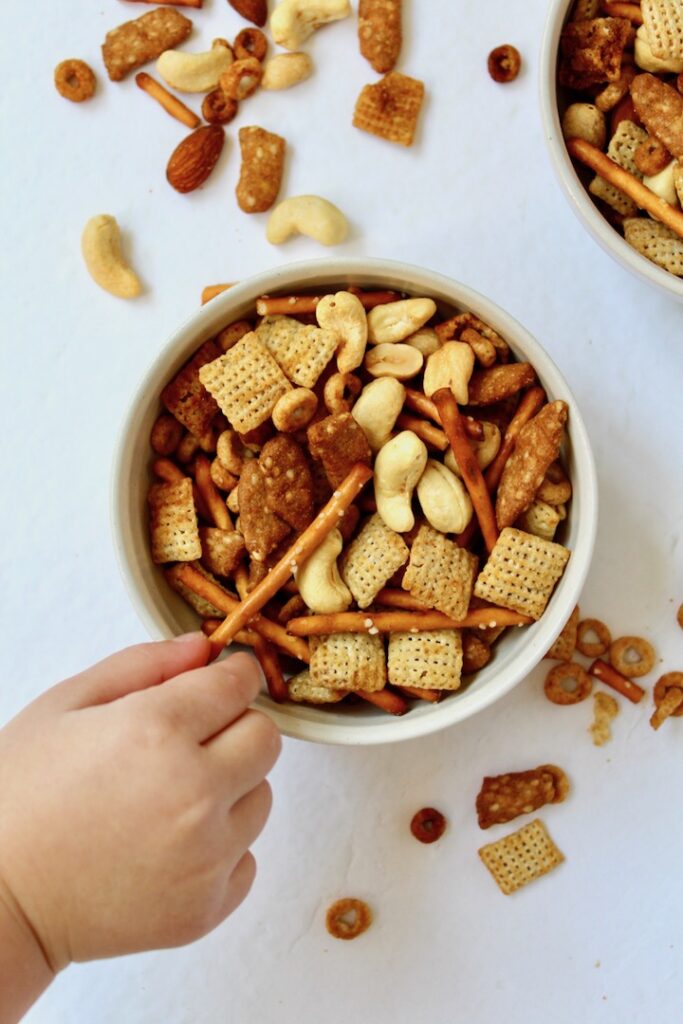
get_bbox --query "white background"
[1,1,683,1022]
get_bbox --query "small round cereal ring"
[202,89,239,125]
[576,618,611,658]
[544,661,593,705]
[609,636,656,678]
[54,59,96,102]
[323,372,362,415]
[272,388,318,432]
[410,807,447,843]
[219,57,263,101]
[634,137,671,177]
[234,28,268,62]
[487,45,521,84]
[150,413,183,456]
[536,462,572,506]
[653,672,683,718]
[325,898,372,940]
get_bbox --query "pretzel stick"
[589,659,645,704]
[174,563,310,663]
[125,0,203,7]
[601,1,643,23]
[395,413,449,451]
[287,608,532,636]
[255,290,401,317]
[193,455,232,531]
[250,633,289,704]
[403,388,484,439]
[208,464,373,652]
[566,137,683,241]
[433,388,499,554]
[135,73,200,129]
[201,619,257,647]
[374,589,431,611]
[152,457,211,522]
[355,689,409,716]
[397,686,443,703]
[201,284,235,304]
[484,386,547,493]
[346,288,401,309]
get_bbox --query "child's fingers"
[151,652,261,742]
[228,779,273,849]
[220,851,257,920]
[51,635,212,710]
[207,709,281,802]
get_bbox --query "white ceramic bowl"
[541,0,683,302]
[112,257,597,745]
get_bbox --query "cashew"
[445,421,501,477]
[367,298,437,344]
[266,195,348,246]
[262,52,313,90]
[156,40,234,94]
[81,215,142,299]
[561,102,606,150]
[270,0,351,51]
[351,378,405,452]
[405,326,440,358]
[643,161,679,206]
[635,25,683,73]
[374,430,428,533]
[416,459,473,534]
[423,341,474,403]
[297,528,353,613]
[316,291,368,372]
[364,343,423,381]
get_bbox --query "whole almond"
[228,0,268,28]
[166,125,225,194]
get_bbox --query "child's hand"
[0,635,281,973]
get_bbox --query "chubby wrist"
[0,873,56,1023]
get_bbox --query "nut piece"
[367,298,436,344]
[444,421,501,477]
[272,388,318,432]
[364,343,423,380]
[405,327,440,357]
[166,124,225,194]
[643,160,678,205]
[270,0,351,51]
[262,52,313,90]
[266,195,348,246]
[374,430,428,532]
[561,102,606,148]
[316,291,368,372]
[352,377,405,452]
[417,459,473,534]
[423,341,475,403]
[156,39,233,93]
[229,0,268,28]
[81,214,142,299]
[297,528,353,613]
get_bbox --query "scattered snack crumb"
[325,898,373,940]
[410,807,447,844]
[236,126,286,213]
[651,671,683,730]
[353,71,425,147]
[54,59,96,102]
[589,691,619,746]
[678,604,683,629]
[476,765,569,829]
[478,819,565,895]
[487,44,522,83]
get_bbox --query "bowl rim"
[539,0,683,302]
[111,256,598,745]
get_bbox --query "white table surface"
[2,1,682,1021]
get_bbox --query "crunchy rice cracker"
[631,73,683,160]
[353,71,424,147]
[259,436,314,531]
[198,333,291,434]
[165,561,225,618]
[341,514,409,609]
[402,525,478,621]
[236,127,286,213]
[310,633,387,692]
[102,7,192,82]
[589,119,648,215]
[624,217,683,276]
[496,400,568,530]
[358,0,402,74]
[307,413,372,489]
[388,629,463,691]
[161,340,221,444]
[148,478,201,564]
[199,527,245,578]
[237,459,290,562]
[476,765,569,830]
[473,527,570,621]
[546,605,580,661]
[467,363,536,405]
[559,17,631,90]
[589,691,619,746]
[256,316,337,389]
[478,819,565,895]
[642,0,683,60]
[287,669,346,705]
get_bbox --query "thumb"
[50,633,213,710]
